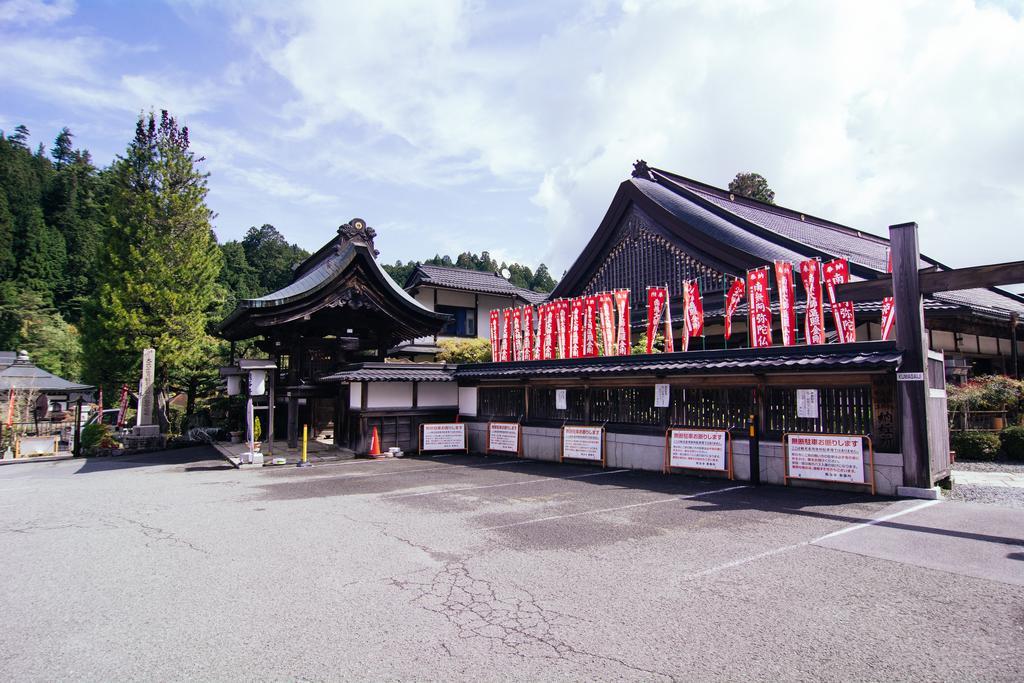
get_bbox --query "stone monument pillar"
[133,348,159,438]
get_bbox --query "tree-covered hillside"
[383,251,557,292]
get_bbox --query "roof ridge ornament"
[632,159,652,180]
[338,217,379,257]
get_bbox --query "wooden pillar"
[267,366,276,456]
[1011,314,1020,380]
[891,223,932,489]
[287,395,298,449]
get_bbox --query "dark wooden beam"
[835,260,1024,302]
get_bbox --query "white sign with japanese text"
[555,389,567,410]
[787,434,865,483]
[796,389,819,419]
[562,426,603,461]
[654,384,670,408]
[487,422,520,453]
[668,429,727,471]
[421,423,466,452]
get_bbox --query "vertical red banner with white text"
[646,286,667,353]
[774,261,797,346]
[500,307,513,362]
[683,280,704,352]
[597,292,615,356]
[614,289,631,355]
[583,296,598,357]
[881,248,895,340]
[799,259,826,344]
[521,306,534,360]
[747,267,773,348]
[540,303,555,360]
[510,307,523,360]
[569,297,584,358]
[724,277,745,341]
[555,300,569,359]
[824,258,857,343]
[489,309,500,360]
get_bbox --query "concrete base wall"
[465,422,904,495]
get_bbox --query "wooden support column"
[1012,314,1020,380]
[891,223,932,489]
[287,395,298,449]
[267,366,276,456]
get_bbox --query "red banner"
[646,286,668,353]
[511,307,523,360]
[724,278,745,341]
[569,297,584,358]
[747,267,773,348]
[824,258,857,343]
[683,280,704,340]
[116,383,130,428]
[774,261,797,346]
[489,309,501,360]
[583,296,599,357]
[500,307,513,362]
[540,303,555,360]
[555,300,569,359]
[799,259,826,345]
[881,248,895,341]
[521,306,534,360]
[614,289,631,355]
[597,292,615,356]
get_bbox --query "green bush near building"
[999,426,1024,461]
[951,431,1001,461]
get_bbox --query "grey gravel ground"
[952,459,1024,473]
[1,448,1022,682]
[946,484,1024,508]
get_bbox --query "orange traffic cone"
[369,426,383,458]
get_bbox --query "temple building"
[551,161,1023,379]
[218,219,454,452]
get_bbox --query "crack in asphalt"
[110,516,210,554]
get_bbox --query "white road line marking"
[385,469,630,499]
[680,499,942,581]
[482,484,749,531]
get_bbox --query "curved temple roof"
[218,220,449,343]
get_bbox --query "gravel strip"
[946,483,1024,509]
[951,459,1024,473]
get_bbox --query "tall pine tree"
[83,111,223,424]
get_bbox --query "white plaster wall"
[366,382,414,408]
[418,382,458,407]
[478,293,520,340]
[458,387,478,416]
[930,330,956,352]
[349,382,362,409]
[436,289,476,308]
[979,335,1000,356]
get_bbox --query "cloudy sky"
[1,0,1022,275]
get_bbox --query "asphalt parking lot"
[2,448,1022,681]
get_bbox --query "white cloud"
[225,0,1024,269]
[0,0,73,25]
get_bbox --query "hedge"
[951,431,1001,461]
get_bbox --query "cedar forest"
[0,111,557,427]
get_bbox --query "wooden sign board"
[16,435,59,458]
[664,428,731,477]
[784,433,874,493]
[419,423,468,453]
[560,425,605,466]
[487,422,521,455]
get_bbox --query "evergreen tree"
[82,110,223,425]
[218,240,259,313]
[9,125,29,148]
[51,127,74,167]
[17,206,67,302]
[0,192,15,279]
[728,172,775,204]
[530,263,556,292]
[239,223,308,293]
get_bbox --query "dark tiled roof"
[0,353,92,392]
[321,363,455,383]
[647,169,1024,318]
[454,342,900,379]
[408,265,549,304]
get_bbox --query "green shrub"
[999,426,1024,461]
[80,423,109,451]
[437,338,492,363]
[951,431,1001,461]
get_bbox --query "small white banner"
[555,389,567,410]
[562,426,603,461]
[421,423,466,452]
[668,429,727,471]
[787,434,865,483]
[487,422,520,453]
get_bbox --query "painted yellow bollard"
[298,424,311,467]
